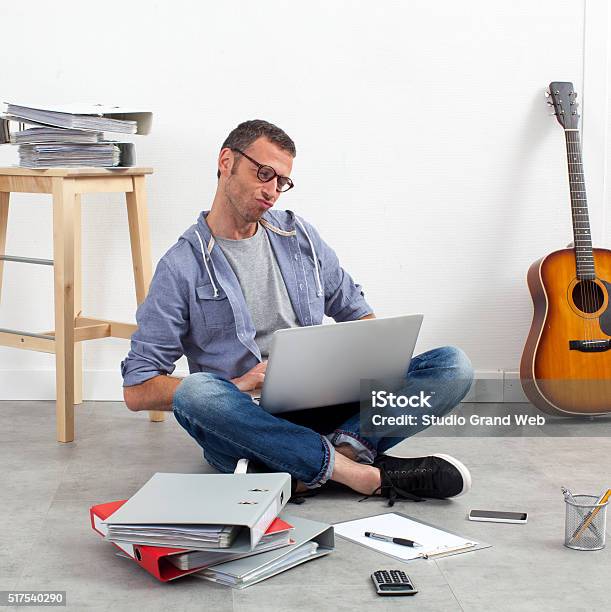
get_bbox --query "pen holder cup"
[564,494,608,551]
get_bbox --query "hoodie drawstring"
[196,218,323,300]
[195,229,219,297]
[295,217,324,298]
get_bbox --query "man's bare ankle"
[364,466,382,495]
[331,452,382,495]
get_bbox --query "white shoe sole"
[432,453,472,497]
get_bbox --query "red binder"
[90,500,292,582]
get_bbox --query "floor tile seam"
[434,559,466,612]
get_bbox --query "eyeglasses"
[232,148,294,192]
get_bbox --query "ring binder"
[103,472,292,552]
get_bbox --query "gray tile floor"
[1,400,610,611]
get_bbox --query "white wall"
[0,0,608,399]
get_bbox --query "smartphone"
[468,509,528,524]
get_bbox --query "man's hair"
[217,119,296,178]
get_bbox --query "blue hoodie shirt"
[120,209,373,387]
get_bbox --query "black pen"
[364,531,422,547]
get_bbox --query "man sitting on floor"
[121,119,474,505]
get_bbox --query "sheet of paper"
[334,513,478,561]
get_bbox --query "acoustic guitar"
[520,81,611,416]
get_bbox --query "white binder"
[3,102,152,134]
[103,472,291,552]
[195,513,335,589]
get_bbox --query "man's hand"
[231,361,268,392]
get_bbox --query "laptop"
[251,314,423,414]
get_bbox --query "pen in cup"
[570,488,611,542]
[562,486,602,540]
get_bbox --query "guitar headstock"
[546,82,579,129]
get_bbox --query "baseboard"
[0,369,529,402]
[461,370,529,403]
[0,368,189,401]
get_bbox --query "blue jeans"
[172,346,473,489]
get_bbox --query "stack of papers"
[11,127,103,144]
[1,102,152,168]
[106,523,241,549]
[18,142,133,168]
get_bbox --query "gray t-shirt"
[216,223,300,358]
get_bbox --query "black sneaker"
[367,453,472,506]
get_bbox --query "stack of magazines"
[1,102,152,168]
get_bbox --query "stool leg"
[126,175,165,423]
[73,194,83,405]
[0,192,8,303]
[52,178,76,443]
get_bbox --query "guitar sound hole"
[572,281,604,313]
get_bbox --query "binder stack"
[90,472,334,588]
[1,102,152,168]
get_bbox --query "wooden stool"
[0,167,166,442]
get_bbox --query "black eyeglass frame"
[232,148,294,192]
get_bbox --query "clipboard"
[334,512,491,562]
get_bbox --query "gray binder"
[103,472,291,552]
[4,103,153,134]
[195,513,335,589]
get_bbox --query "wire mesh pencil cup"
[564,494,608,551]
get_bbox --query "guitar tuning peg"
[546,100,554,106]
[544,90,551,98]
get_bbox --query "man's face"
[222,137,294,224]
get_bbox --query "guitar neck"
[564,129,595,279]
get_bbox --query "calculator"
[371,569,418,596]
